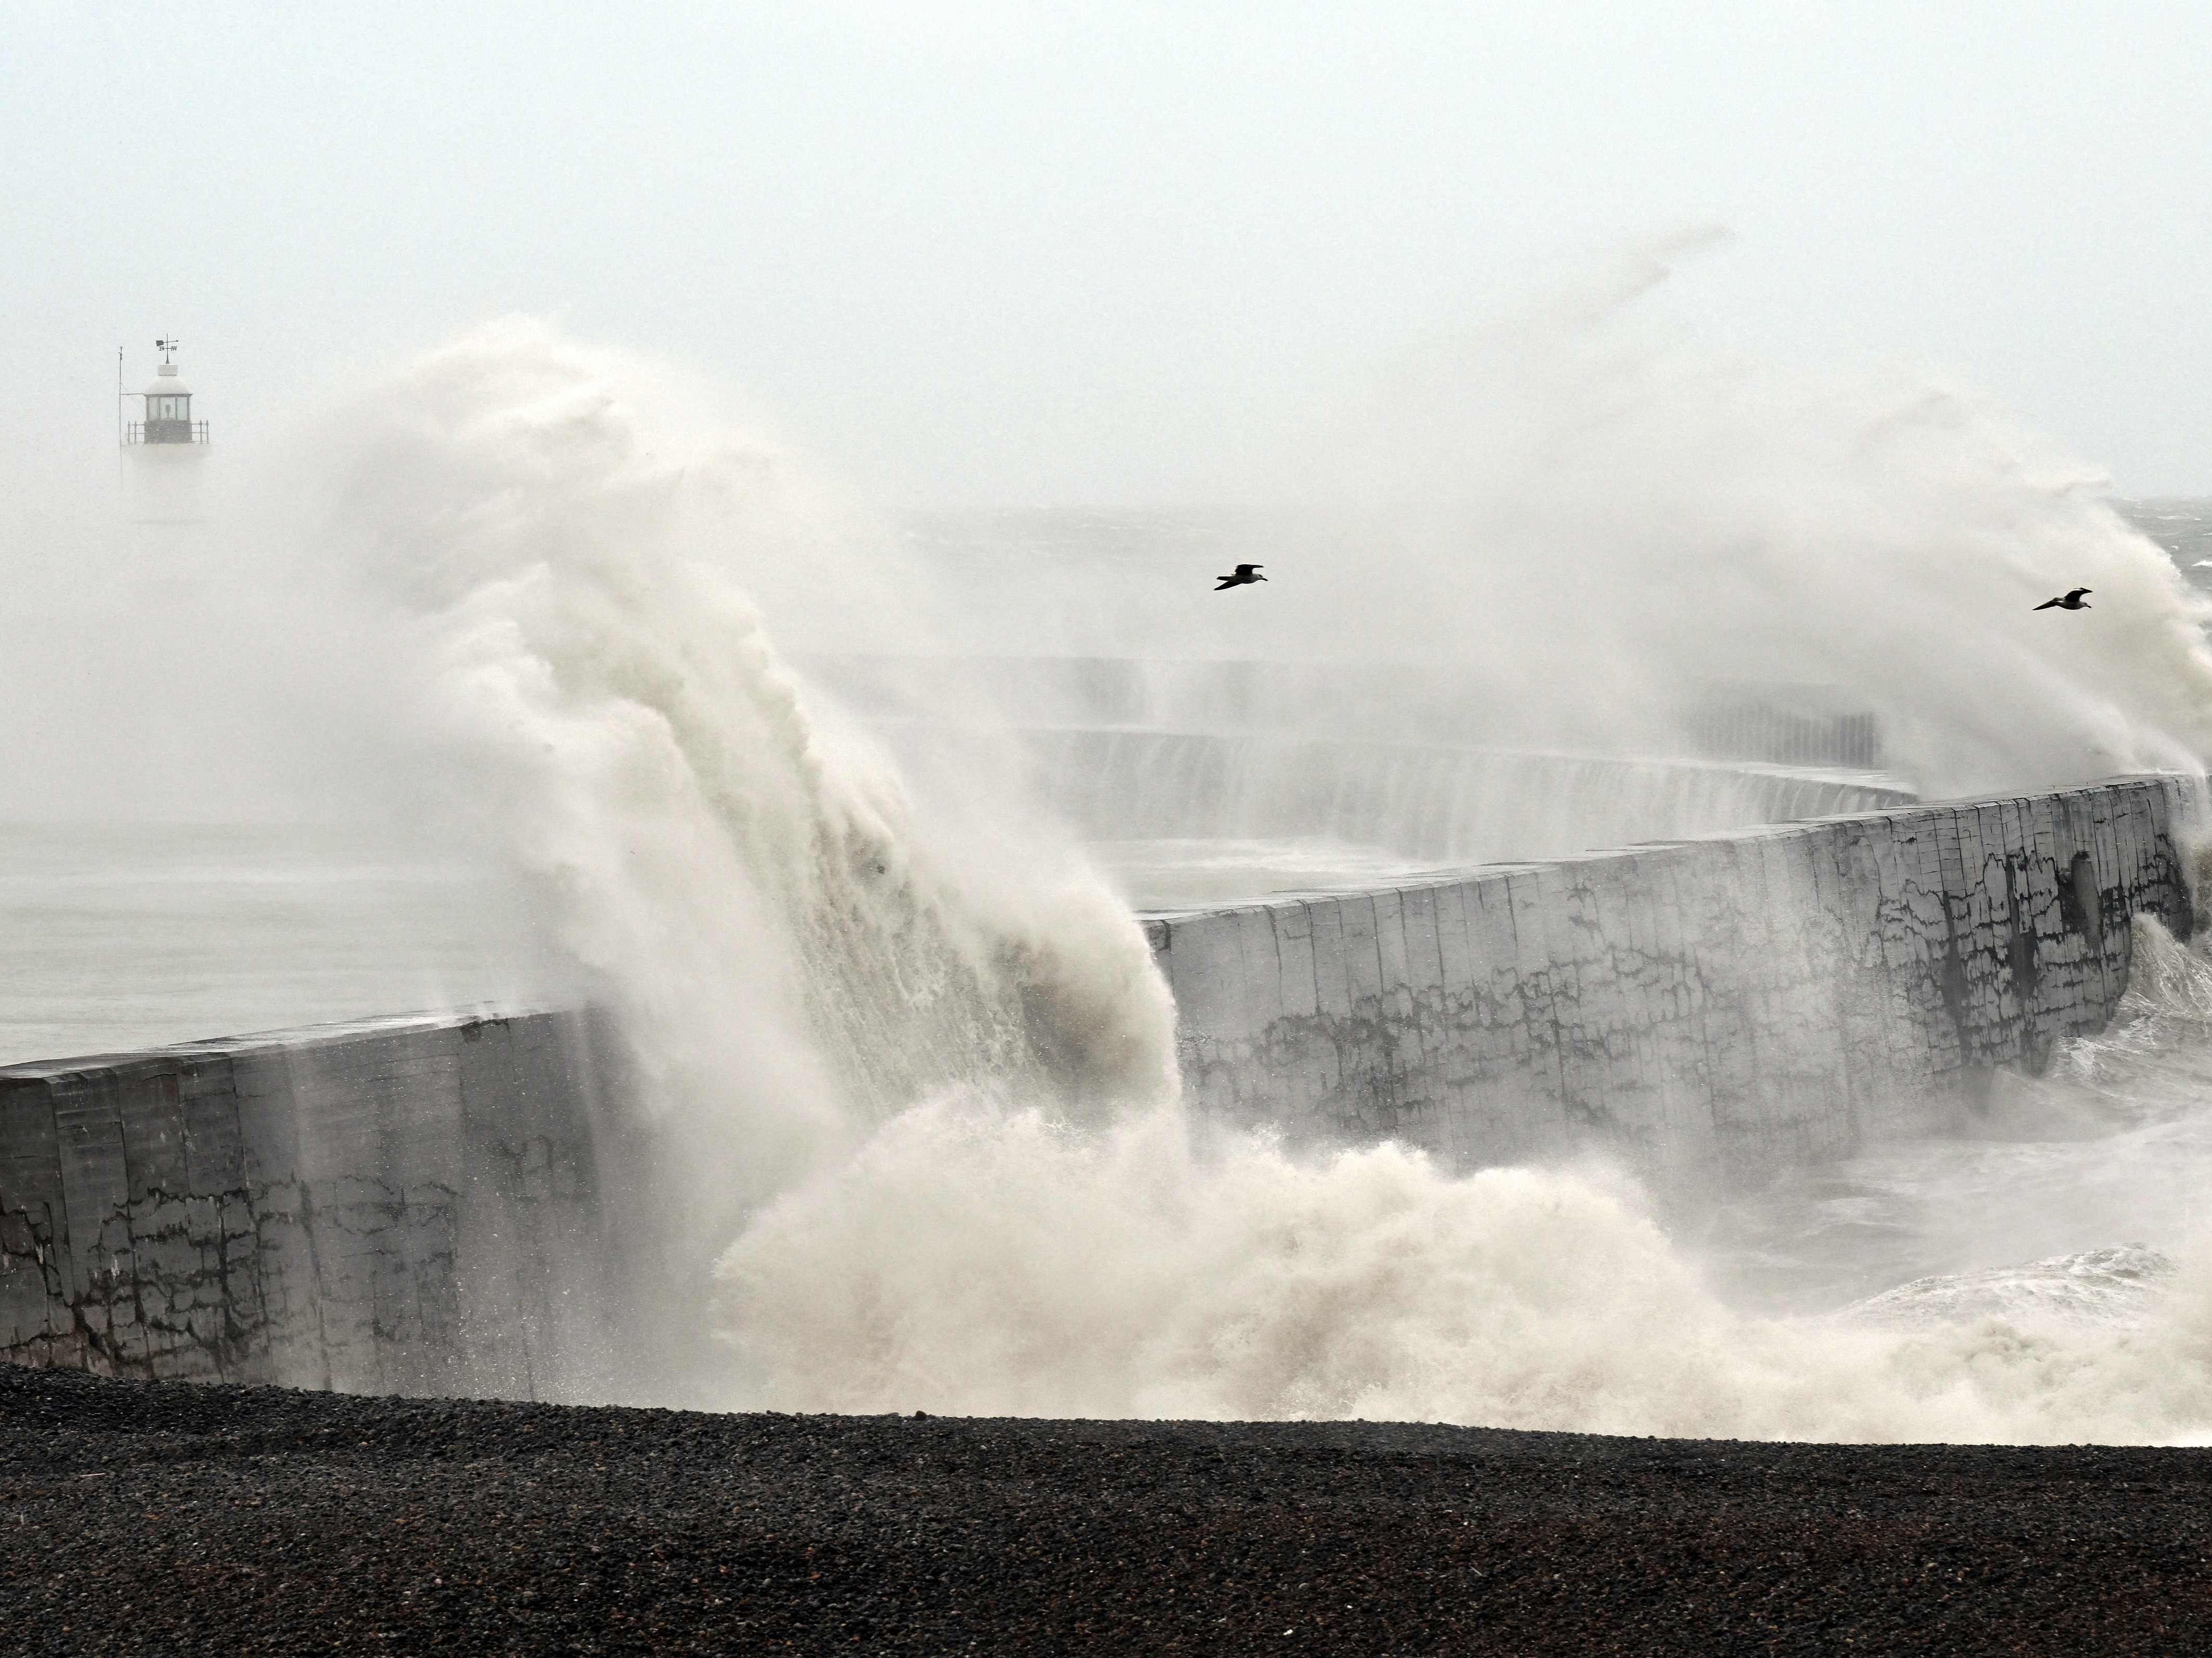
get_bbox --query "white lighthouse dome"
[144,366,191,396]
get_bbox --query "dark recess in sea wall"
[0,1011,629,1395]
[1145,776,2202,1181]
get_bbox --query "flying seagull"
[2033,587,2092,611]
[1215,563,1265,591]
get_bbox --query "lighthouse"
[120,336,211,526]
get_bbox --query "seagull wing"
[2033,597,2061,610]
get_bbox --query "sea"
[5,462,2212,1442]
[8,497,2201,1066]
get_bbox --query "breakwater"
[0,1010,619,1393]
[1,776,2199,1391]
[1024,728,1911,864]
[1145,776,2201,1180]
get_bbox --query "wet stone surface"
[1152,778,2200,1185]
[3,1366,2208,1655]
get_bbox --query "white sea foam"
[327,318,1174,1263]
[713,912,2212,1443]
[1844,1244,2175,1329]
[334,314,2212,1441]
[715,1096,2212,1443]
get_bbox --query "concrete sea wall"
[0,1009,623,1396]
[1023,728,1912,862]
[1146,776,2202,1181]
[1,776,2200,1395]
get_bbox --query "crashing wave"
[1844,1244,2176,1329]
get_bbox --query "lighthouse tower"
[120,336,211,526]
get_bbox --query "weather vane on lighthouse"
[123,335,206,447]
[118,333,211,526]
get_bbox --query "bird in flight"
[2034,588,2092,611]
[1215,563,1266,591]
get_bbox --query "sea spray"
[1008,233,2212,796]
[713,1091,2212,1442]
[329,315,2212,1440]
[324,318,1176,1321]
[716,921,2212,1441]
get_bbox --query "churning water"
[711,915,2212,1444]
[11,310,2212,1443]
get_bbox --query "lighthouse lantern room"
[125,336,209,445]
[120,335,212,529]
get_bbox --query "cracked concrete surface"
[1147,776,2201,1183]
[0,1010,625,1399]
[0,779,2197,1396]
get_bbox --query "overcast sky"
[7,1,2209,508]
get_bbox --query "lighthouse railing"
[124,420,211,446]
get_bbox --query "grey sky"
[7,1,2209,508]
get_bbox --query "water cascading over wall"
[811,656,1893,771]
[0,777,2196,1392]
[1023,728,1911,863]
[829,659,1908,869]
[1146,776,2201,1183]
